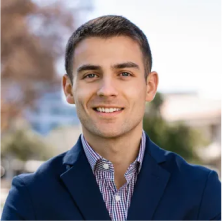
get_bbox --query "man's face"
[63,36,158,138]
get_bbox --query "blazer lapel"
[127,135,171,220]
[60,137,110,220]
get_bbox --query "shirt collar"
[81,130,146,173]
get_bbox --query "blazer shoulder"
[154,145,221,219]
[2,151,71,220]
[152,143,214,179]
[165,152,222,221]
[148,138,213,178]
[17,151,68,186]
[197,169,221,220]
[147,136,215,178]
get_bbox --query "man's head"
[63,15,158,139]
[65,15,152,83]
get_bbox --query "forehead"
[72,36,144,69]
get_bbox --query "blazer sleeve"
[1,176,35,220]
[197,170,221,220]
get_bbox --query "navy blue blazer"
[2,134,221,220]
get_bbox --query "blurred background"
[1,0,221,213]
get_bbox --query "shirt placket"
[110,165,136,221]
[110,184,127,221]
[98,161,127,221]
[94,159,140,221]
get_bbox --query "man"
[2,15,221,220]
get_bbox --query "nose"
[97,77,118,97]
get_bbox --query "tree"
[1,128,54,161]
[1,0,89,132]
[143,93,206,163]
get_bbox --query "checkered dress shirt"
[81,131,146,221]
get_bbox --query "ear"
[62,74,75,104]
[145,71,159,102]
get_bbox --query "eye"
[120,72,132,77]
[84,73,98,79]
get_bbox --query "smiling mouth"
[93,107,124,113]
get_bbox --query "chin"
[82,120,140,139]
[92,126,129,139]
[99,132,121,139]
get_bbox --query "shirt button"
[115,195,121,202]
[103,163,109,169]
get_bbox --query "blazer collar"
[61,133,170,220]
[61,136,110,220]
[127,134,171,220]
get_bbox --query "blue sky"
[85,0,221,99]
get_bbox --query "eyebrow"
[77,64,102,73]
[77,61,140,74]
[112,62,140,70]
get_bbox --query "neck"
[82,125,143,189]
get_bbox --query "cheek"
[73,83,96,108]
[125,83,147,101]
[125,84,147,112]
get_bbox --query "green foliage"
[1,129,54,161]
[143,93,205,163]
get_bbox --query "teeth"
[96,107,121,113]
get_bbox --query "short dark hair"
[65,15,152,82]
